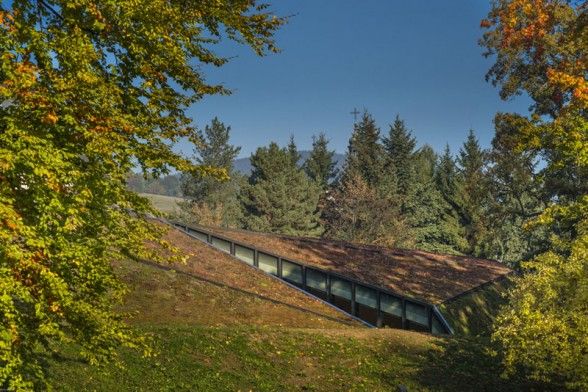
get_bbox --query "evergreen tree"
[241,142,322,236]
[304,133,338,189]
[433,145,469,253]
[326,112,412,247]
[341,111,384,187]
[287,135,301,167]
[483,113,545,266]
[181,117,243,227]
[405,146,467,254]
[455,130,491,256]
[382,115,417,195]
[435,145,459,208]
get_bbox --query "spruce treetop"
[304,132,338,188]
[343,111,384,187]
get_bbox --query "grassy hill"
[46,227,539,391]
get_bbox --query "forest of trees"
[180,112,545,267]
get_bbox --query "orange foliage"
[499,0,551,48]
[485,0,587,111]
[42,112,59,125]
[547,68,588,109]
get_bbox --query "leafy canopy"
[0,1,284,389]
[482,0,588,389]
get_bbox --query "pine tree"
[382,115,417,195]
[287,134,301,167]
[405,146,467,254]
[241,142,322,236]
[341,111,384,187]
[181,117,243,227]
[304,133,338,189]
[455,130,491,256]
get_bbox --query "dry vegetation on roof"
[205,226,512,304]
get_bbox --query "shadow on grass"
[417,336,557,392]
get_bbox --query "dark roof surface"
[204,226,512,304]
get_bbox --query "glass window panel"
[431,314,447,335]
[211,236,231,252]
[306,269,327,292]
[406,302,428,326]
[380,294,402,317]
[330,278,352,300]
[258,252,278,275]
[282,260,303,284]
[189,229,209,242]
[355,285,377,308]
[235,245,255,265]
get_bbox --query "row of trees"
[180,111,545,267]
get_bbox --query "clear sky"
[181,0,531,159]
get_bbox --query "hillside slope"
[118,227,360,328]
[47,226,537,391]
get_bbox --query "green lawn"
[46,230,546,391]
[48,324,541,391]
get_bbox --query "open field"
[47,227,540,391]
[140,193,185,215]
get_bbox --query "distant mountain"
[234,150,346,176]
[128,151,346,196]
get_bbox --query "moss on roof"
[203,225,512,304]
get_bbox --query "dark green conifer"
[455,130,491,255]
[181,117,243,227]
[287,135,301,167]
[241,142,322,236]
[341,111,384,187]
[382,115,417,195]
[304,133,338,189]
[405,146,467,254]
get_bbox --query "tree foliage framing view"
[0,1,285,389]
[481,0,587,388]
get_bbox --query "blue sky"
[181,0,531,159]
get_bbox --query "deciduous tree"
[0,1,284,389]
[482,1,588,388]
